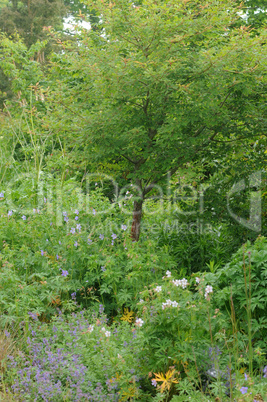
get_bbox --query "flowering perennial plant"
[172,278,188,289]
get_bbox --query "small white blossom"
[205,285,213,299]
[155,286,162,293]
[105,331,111,337]
[87,325,94,333]
[196,277,201,284]
[139,299,144,303]
[162,299,179,309]
[121,224,127,231]
[135,318,144,327]
[166,270,172,277]
[172,278,188,289]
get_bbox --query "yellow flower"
[153,368,179,393]
[120,308,135,323]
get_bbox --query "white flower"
[135,318,144,327]
[101,327,106,332]
[166,270,172,277]
[139,299,144,303]
[105,331,111,337]
[162,299,179,309]
[205,285,213,299]
[196,277,201,284]
[87,325,94,333]
[121,224,127,231]
[172,278,188,289]
[155,286,162,293]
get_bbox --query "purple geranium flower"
[240,387,248,395]
[61,270,69,277]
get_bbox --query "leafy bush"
[206,236,267,354]
[0,178,175,324]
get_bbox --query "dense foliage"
[0,0,266,400]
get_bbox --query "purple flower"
[92,209,96,215]
[44,197,47,203]
[56,254,59,260]
[99,304,104,314]
[74,209,79,215]
[76,224,81,232]
[151,379,157,387]
[99,234,104,240]
[4,330,10,337]
[22,215,26,220]
[111,240,114,245]
[70,227,75,234]
[62,211,67,217]
[87,238,92,245]
[59,241,61,245]
[111,233,117,239]
[101,266,106,272]
[240,387,248,395]
[7,210,12,217]
[121,224,127,231]
[0,192,4,198]
[74,241,78,247]
[41,250,44,256]
[263,365,267,378]
[244,373,248,381]
[71,292,76,300]
[64,216,69,222]
[75,216,79,221]
[61,270,69,277]
[28,312,38,320]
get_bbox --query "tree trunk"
[131,199,143,242]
